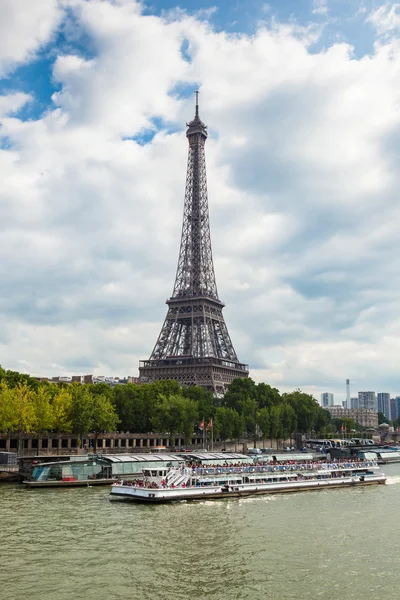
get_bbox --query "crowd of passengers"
[185,459,373,474]
[118,478,186,489]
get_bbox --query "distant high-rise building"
[345,379,351,408]
[321,392,334,407]
[350,397,359,409]
[358,391,376,411]
[395,397,400,422]
[377,393,390,420]
[390,398,397,421]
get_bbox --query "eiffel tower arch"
[139,94,249,394]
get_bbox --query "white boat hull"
[110,474,386,503]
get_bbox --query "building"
[139,94,249,394]
[345,379,351,408]
[358,391,377,411]
[377,393,390,420]
[390,398,397,422]
[321,392,334,407]
[396,397,400,422]
[328,406,378,429]
[350,397,359,409]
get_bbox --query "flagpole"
[211,421,214,452]
[203,416,205,450]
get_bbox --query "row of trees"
[0,381,119,452]
[0,365,349,448]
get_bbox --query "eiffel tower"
[139,93,249,394]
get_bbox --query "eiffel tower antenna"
[139,94,249,394]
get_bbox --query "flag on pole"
[206,418,213,430]
[199,421,204,430]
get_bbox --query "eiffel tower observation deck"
[139,93,249,394]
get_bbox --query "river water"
[1,465,399,600]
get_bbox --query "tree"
[332,417,358,434]
[12,384,35,453]
[314,408,331,436]
[51,388,73,433]
[91,394,119,451]
[378,412,389,425]
[70,385,94,445]
[0,382,17,433]
[283,390,320,434]
[280,403,297,445]
[152,394,187,447]
[257,408,270,447]
[231,411,245,452]
[223,378,257,412]
[214,407,235,445]
[256,383,281,410]
[32,386,53,455]
[239,397,258,447]
[181,398,199,445]
[269,405,284,447]
[181,386,213,422]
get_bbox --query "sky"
[1,0,400,403]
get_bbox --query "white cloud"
[0,0,63,76]
[367,3,400,35]
[0,93,32,116]
[1,0,400,403]
[312,0,329,16]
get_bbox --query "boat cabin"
[27,453,183,484]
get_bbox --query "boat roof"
[32,453,182,467]
[178,452,250,461]
[103,454,182,463]
[257,453,314,462]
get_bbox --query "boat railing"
[188,461,377,476]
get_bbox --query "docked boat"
[23,453,183,487]
[109,460,386,503]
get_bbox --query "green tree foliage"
[0,383,17,433]
[51,389,73,433]
[214,407,235,443]
[256,383,281,409]
[12,384,35,435]
[232,411,245,451]
[0,366,356,448]
[282,390,324,434]
[91,394,120,451]
[378,412,389,425]
[223,378,258,412]
[239,397,258,446]
[32,386,53,453]
[181,386,214,422]
[70,385,95,444]
[280,402,297,442]
[257,407,270,442]
[269,405,284,443]
[332,417,358,433]
[152,394,198,446]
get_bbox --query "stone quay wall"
[0,432,285,456]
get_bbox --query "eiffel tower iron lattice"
[139,94,249,394]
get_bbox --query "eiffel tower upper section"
[139,94,249,394]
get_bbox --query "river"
[1,464,399,600]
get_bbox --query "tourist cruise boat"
[109,460,386,503]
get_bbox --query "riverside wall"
[0,432,287,456]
